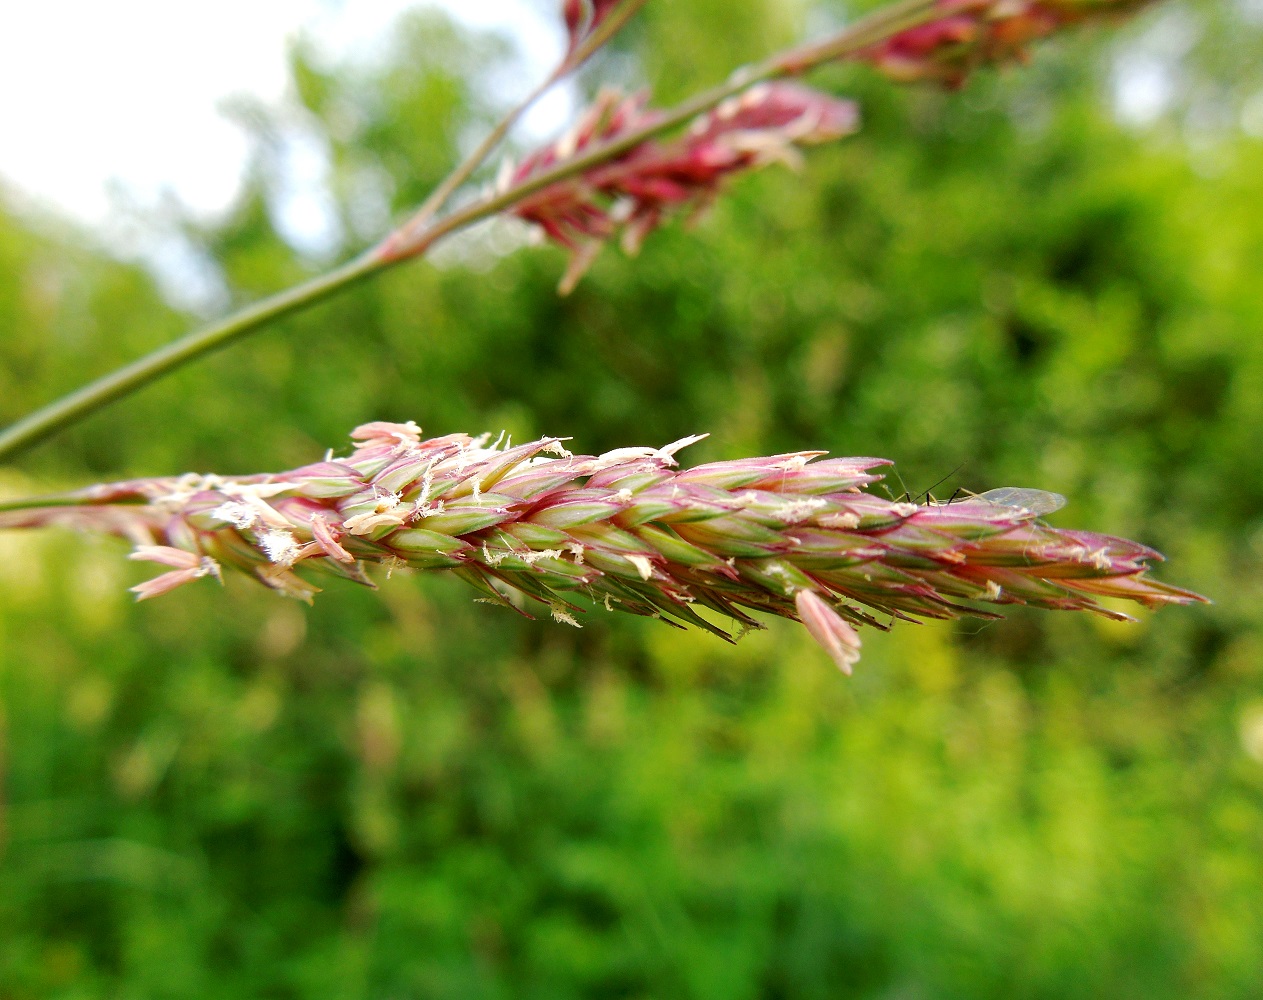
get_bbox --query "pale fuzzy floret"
[258,528,302,567]
[586,433,707,473]
[659,433,709,458]
[130,545,204,570]
[256,563,321,603]
[541,439,574,459]
[215,482,294,529]
[351,421,422,446]
[310,514,354,563]
[343,510,409,535]
[626,554,655,581]
[149,473,222,510]
[412,499,446,518]
[415,460,436,505]
[795,590,861,675]
[210,501,259,530]
[128,545,222,601]
[777,498,829,524]
[551,605,583,628]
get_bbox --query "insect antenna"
[885,466,912,503]
[916,462,967,505]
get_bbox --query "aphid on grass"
[971,487,1067,518]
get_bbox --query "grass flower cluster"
[509,82,860,291]
[0,422,1204,673]
[856,0,1154,86]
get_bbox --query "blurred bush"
[0,1,1260,997]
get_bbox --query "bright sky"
[0,0,565,228]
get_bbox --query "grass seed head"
[1,421,1207,673]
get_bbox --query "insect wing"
[973,487,1067,517]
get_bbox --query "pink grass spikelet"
[796,589,863,674]
[562,0,634,55]
[128,545,222,601]
[858,0,1157,87]
[0,422,1205,673]
[508,83,860,292]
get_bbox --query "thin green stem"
[389,77,556,250]
[0,0,939,461]
[0,493,112,514]
[0,253,386,459]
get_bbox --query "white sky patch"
[1113,54,1176,126]
[0,0,571,304]
[1110,7,1198,127]
[4,0,303,223]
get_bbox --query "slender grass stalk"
[0,255,386,460]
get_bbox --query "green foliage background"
[1,1,1261,996]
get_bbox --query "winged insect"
[971,487,1067,517]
